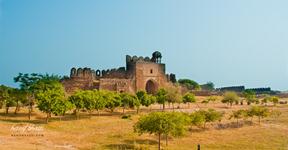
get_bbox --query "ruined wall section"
[62,78,99,94]
[62,67,97,93]
[99,79,133,93]
[63,66,130,93]
[101,67,127,79]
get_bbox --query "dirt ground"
[0,97,287,150]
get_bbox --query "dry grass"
[0,97,287,150]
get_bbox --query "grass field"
[0,97,287,150]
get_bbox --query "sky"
[0,0,288,91]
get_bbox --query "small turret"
[151,51,162,63]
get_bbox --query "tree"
[104,91,121,113]
[69,90,107,117]
[147,94,156,110]
[166,86,182,110]
[134,112,190,150]
[178,79,201,90]
[94,90,107,116]
[52,98,73,121]
[229,109,246,127]
[221,92,239,107]
[82,90,96,117]
[261,95,271,106]
[10,88,28,114]
[120,93,140,114]
[248,106,270,124]
[0,85,9,109]
[14,73,60,120]
[182,92,196,108]
[189,111,206,128]
[136,91,156,111]
[35,79,67,123]
[14,73,43,120]
[0,85,15,115]
[164,112,190,145]
[199,109,223,128]
[203,96,218,106]
[156,88,168,111]
[270,96,279,106]
[243,90,257,105]
[200,82,215,91]
[68,91,85,119]
[3,93,16,115]
[207,96,218,103]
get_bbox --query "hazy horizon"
[1,0,288,91]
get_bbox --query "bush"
[121,114,132,119]
[190,109,223,128]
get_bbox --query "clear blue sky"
[1,0,288,91]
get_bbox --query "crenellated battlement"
[70,67,127,79]
[126,51,162,64]
[70,67,96,78]
[126,55,152,63]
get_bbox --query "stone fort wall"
[62,51,176,94]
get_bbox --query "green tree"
[120,93,140,114]
[166,86,182,110]
[156,88,168,111]
[199,109,223,128]
[229,109,246,127]
[0,85,15,115]
[68,90,85,119]
[221,92,239,107]
[4,96,16,115]
[178,79,201,90]
[189,111,206,128]
[104,91,121,113]
[261,95,271,106]
[52,98,74,121]
[134,112,190,150]
[14,73,43,120]
[248,106,270,124]
[147,94,156,110]
[0,85,10,109]
[94,90,107,116]
[202,96,218,106]
[270,96,279,106]
[182,92,196,108]
[200,82,215,91]
[82,90,96,117]
[207,96,218,103]
[164,112,190,145]
[14,73,61,120]
[243,90,258,105]
[9,88,28,114]
[136,91,156,111]
[35,79,67,123]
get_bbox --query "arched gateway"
[145,80,158,95]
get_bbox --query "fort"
[62,51,176,94]
[216,86,273,94]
